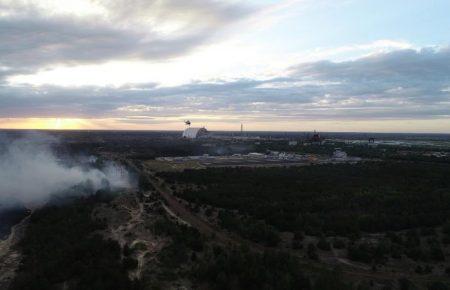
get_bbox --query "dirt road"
[149,175,252,248]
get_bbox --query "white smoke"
[0,133,131,205]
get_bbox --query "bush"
[442,235,450,245]
[333,238,346,249]
[317,237,331,251]
[158,242,188,267]
[420,227,436,236]
[123,257,138,270]
[428,281,449,290]
[307,243,319,260]
[442,223,450,235]
[293,230,304,241]
[429,246,445,261]
[196,249,311,290]
[313,270,352,290]
[348,243,374,263]
[399,278,413,290]
[292,240,303,250]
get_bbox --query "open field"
[150,153,363,172]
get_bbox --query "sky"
[0,0,449,132]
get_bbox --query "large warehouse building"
[182,127,208,139]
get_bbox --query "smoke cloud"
[0,133,132,205]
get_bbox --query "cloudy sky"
[0,0,449,132]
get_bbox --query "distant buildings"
[307,131,324,145]
[423,151,448,158]
[156,149,364,166]
[182,127,208,139]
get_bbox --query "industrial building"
[311,131,323,143]
[182,127,208,139]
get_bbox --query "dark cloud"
[292,48,450,82]
[0,0,252,78]
[290,48,450,104]
[1,48,449,122]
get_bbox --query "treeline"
[66,138,206,160]
[159,161,450,236]
[10,194,139,290]
[255,140,450,163]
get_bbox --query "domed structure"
[182,127,208,139]
[332,148,347,159]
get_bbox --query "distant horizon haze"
[1,121,450,135]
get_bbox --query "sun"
[54,118,62,129]
[48,118,86,129]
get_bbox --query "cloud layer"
[0,1,449,129]
[1,48,449,123]
[0,0,251,77]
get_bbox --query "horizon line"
[1,128,450,135]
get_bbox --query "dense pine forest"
[9,194,139,290]
[160,161,450,235]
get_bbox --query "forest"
[151,216,345,290]
[160,161,450,236]
[9,193,139,290]
[157,161,450,286]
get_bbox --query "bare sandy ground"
[0,214,30,289]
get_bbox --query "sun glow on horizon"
[0,118,88,130]
[1,117,450,133]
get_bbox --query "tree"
[307,243,318,260]
[317,237,331,251]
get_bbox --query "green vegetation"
[218,210,280,246]
[255,140,450,163]
[159,161,450,272]
[10,194,138,290]
[193,244,356,290]
[160,161,450,236]
[152,217,204,269]
[194,246,312,290]
[147,206,320,289]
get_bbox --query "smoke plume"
[0,133,131,205]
